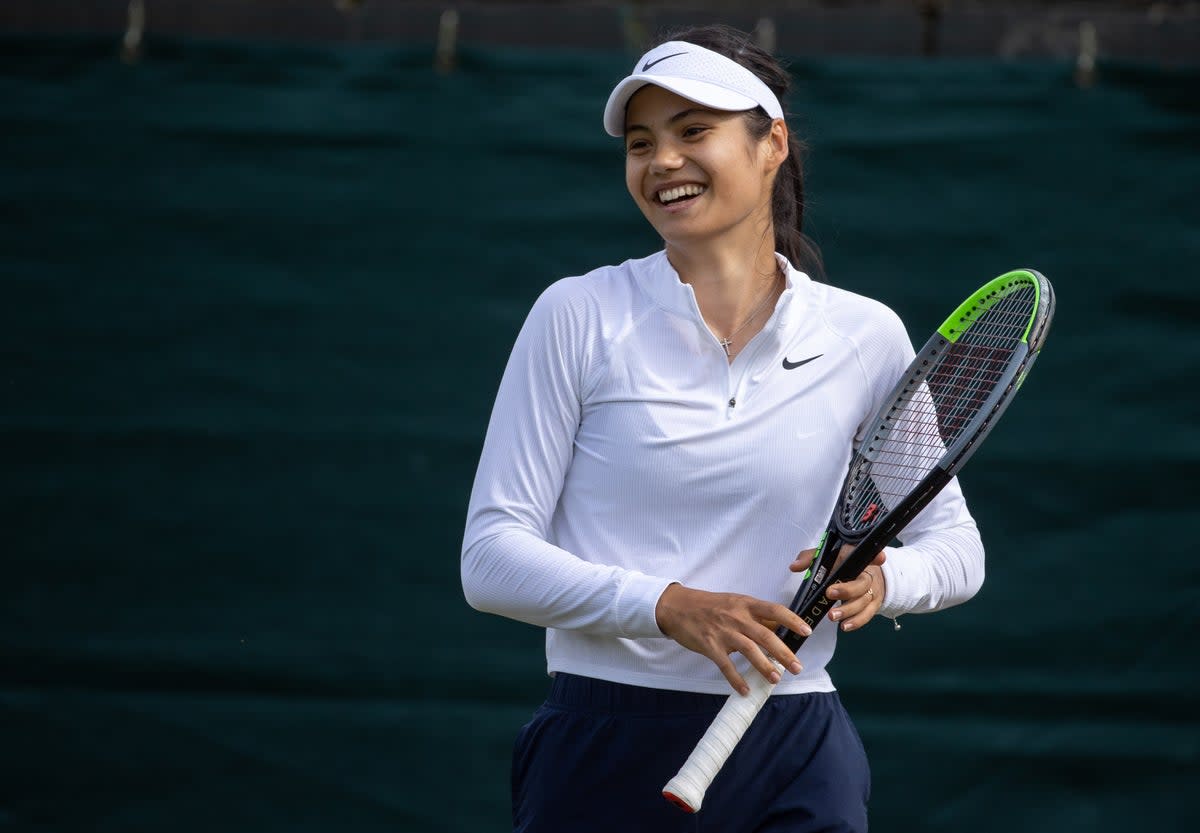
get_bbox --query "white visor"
[603,41,785,137]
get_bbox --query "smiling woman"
[461,23,985,833]
[613,35,824,348]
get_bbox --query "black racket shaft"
[778,470,951,653]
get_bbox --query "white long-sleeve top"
[462,250,984,695]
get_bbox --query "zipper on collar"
[725,325,774,418]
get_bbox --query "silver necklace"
[717,271,781,357]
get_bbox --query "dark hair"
[654,24,825,280]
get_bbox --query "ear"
[763,118,790,173]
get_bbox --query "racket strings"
[840,284,1036,533]
[928,288,1034,438]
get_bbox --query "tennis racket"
[662,268,1056,813]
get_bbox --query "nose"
[649,141,684,175]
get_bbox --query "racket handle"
[661,658,782,813]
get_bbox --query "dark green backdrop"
[2,35,1197,832]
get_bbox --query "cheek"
[625,163,654,215]
[624,161,641,201]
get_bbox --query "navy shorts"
[511,673,871,833]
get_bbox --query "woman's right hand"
[654,583,812,695]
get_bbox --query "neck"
[666,222,781,336]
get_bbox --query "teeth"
[657,184,706,204]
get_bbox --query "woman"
[462,24,983,833]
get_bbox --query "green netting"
[2,34,1198,832]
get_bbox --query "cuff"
[877,546,925,619]
[614,571,681,638]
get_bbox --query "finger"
[828,593,870,621]
[833,604,877,632]
[730,636,784,686]
[753,605,810,675]
[755,626,804,676]
[758,617,805,637]
[828,578,881,632]
[753,601,813,642]
[710,651,751,696]
[825,570,873,602]
[825,586,858,610]
[789,547,817,573]
[824,580,849,602]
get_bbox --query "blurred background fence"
[2,2,1198,832]
[5,0,1200,63]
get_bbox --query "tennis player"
[462,24,984,832]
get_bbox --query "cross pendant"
[719,337,732,357]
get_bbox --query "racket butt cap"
[662,791,698,813]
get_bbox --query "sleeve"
[850,303,986,619]
[460,278,676,639]
[877,478,984,618]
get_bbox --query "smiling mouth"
[656,184,707,205]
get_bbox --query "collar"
[638,249,810,337]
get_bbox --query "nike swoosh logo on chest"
[782,354,823,370]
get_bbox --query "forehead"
[624,85,727,130]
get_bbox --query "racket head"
[835,269,1055,540]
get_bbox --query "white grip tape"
[661,658,782,812]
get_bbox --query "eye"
[625,138,650,154]
[682,125,710,139]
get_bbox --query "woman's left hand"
[790,545,887,633]
[826,558,886,632]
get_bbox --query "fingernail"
[768,671,781,684]
[788,661,802,674]
[842,621,855,632]
[830,610,842,621]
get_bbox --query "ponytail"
[771,133,825,280]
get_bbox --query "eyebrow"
[625,107,721,135]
